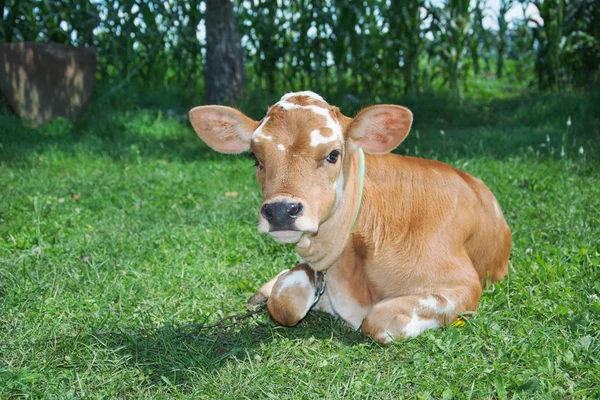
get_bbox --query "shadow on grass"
[43,313,366,388]
[0,111,225,165]
[1,90,598,165]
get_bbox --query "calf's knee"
[361,307,415,344]
[267,266,315,326]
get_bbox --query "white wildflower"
[579,146,584,155]
[567,116,572,127]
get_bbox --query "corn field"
[1,0,598,99]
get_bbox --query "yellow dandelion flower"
[453,318,465,328]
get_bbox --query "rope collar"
[312,148,365,306]
[351,147,365,231]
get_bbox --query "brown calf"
[189,91,511,343]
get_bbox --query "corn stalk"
[496,0,514,78]
[427,0,474,98]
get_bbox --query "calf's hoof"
[247,292,267,310]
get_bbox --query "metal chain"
[312,270,327,306]
[176,303,268,332]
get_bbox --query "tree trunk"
[496,42,505,78]
[204,0,244,105]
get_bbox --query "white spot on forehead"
[252,116,272,141]
[279,91,325,103]
[276,101,344,145]
[277,144,285,151]
[310,129,337,147]
[277,100,328,116]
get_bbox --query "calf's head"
[189,91,412,244]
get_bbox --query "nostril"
[261,204,274,219]
[288,202,303,218]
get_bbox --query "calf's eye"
[326,150,340,164]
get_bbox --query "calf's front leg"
[247,268,289,308]
[248,264,316,326]
[361,282,481,344]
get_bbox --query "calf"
[189,91,511,343]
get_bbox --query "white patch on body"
[377,331,393,344]
[275,269,312,297]
[403,310,440,337]
[419,296,438,310]
[418,296,456,315]
[277,144,285,151]
[334,169,344,208]
[335,298,368,330]
[493,200,501,217]
[252,117,272,141]
[273,269,315,315]
[258,269,289,298]
[323,278,370,331]
[312,290,335,314]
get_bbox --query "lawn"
[1,90,599,399]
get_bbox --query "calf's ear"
[346,105,413,154]
[189,106,258,153]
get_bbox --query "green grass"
[1,90,599,399]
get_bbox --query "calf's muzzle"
[261,200,304,231]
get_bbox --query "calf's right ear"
[189,106,258,153]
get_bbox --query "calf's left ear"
[189,105,258,153]
[346,105,413,154]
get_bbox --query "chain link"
[176,303,268,332]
